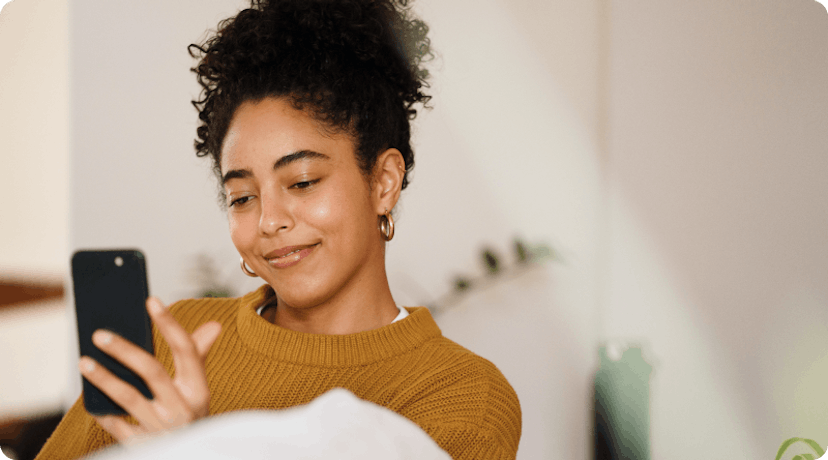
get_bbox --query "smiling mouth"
[265,243,319,268]
[278,247,304,258]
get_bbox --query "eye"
[290,179,320,190]
[228,195,253,208]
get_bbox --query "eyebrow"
[222,150,331,185]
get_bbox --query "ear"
[371,148,405,215]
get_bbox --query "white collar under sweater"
[256,302,409,323]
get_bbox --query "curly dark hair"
[188,0,432,197]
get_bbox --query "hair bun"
[190,0,431,194]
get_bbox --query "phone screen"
[71,249,154,415]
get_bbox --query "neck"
[267,262,399,335]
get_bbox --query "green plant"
[420,237,559,311]
[776,438,828,460]
[449,238,556,294]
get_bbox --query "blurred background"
[1,0,827,459]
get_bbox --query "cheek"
[304,183,372,243]
[228,213,255,253]
[304,184,352,229]
[306,195,334,223]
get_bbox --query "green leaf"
[454,276,471,292]
[481,249,500,274]
[804,439,826,457]
[530,244,554,262]
[514,239,528,263]
[777,438,825,460]
[202,288,233,298]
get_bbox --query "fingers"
[146,298,221,412]
[88,330,191,419]
[93,415,143,444]
[79,357,168,433]
[192,321,223,357]
[173,322,221,409]
[147,298,201,382]
[81,298,220,445]
[94,414,164,446]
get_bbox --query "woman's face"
[220,97,389,310]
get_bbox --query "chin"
[276,291,336,311]
[267,274,339,310]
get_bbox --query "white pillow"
[85,388,451,460]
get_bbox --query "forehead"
[220,98,354,172]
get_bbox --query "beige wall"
[398,1,602,458]
[0,0,70,420]
[606,1,828,458]
[0,0,69,277]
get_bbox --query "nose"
[258,193,293,235]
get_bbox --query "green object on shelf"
[594,345,652,460]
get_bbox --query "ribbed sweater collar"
[235,284,443,366]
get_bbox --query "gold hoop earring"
[240,257,258,278]
[379,209,395,241]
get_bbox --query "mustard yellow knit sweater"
[36,285,521,460]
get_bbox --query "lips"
[264,243,319,268]
[265,244,315,259]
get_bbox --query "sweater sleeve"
[423,378,522,460]
[33,395,117,460]
[424,423,516,460]
[411,354,522,460]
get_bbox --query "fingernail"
[147,298,163,314]
[93,330,113,346]
[80,357,96,373]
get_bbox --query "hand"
[79,297,222,444]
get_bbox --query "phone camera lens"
[114,256,124,267]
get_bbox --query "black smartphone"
[71,249,154,416]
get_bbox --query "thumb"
[191,321,222,358]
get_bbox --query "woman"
[36,0,521,459]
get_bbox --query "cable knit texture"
[35,285,521,460]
